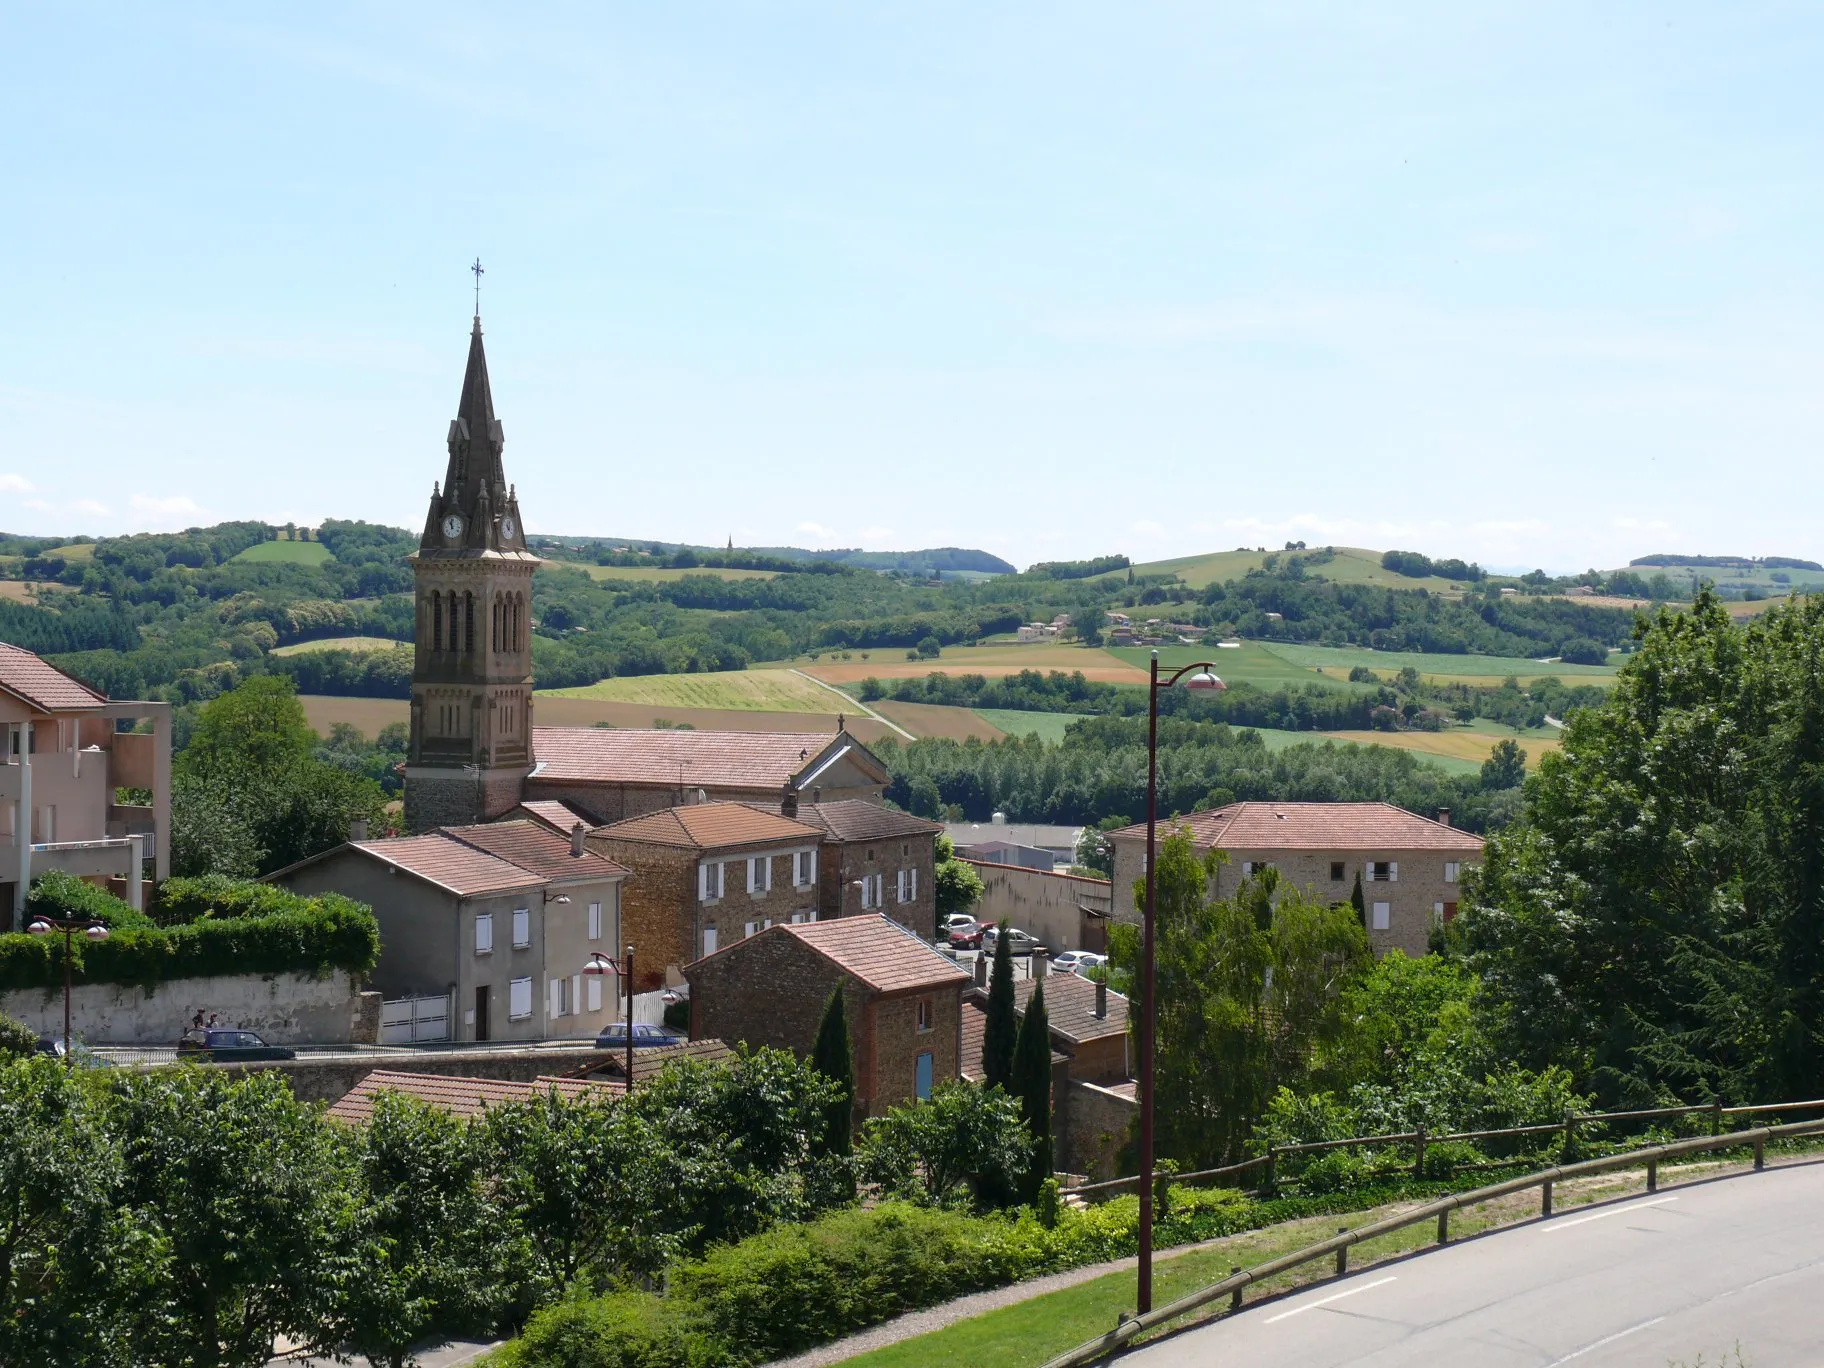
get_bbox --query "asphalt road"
[1125,1162,1824,1367]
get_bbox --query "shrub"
[477,1289,716,1368]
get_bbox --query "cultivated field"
[271,636,407,657]
[1244,726,1484,777]
[298,696,407,737]
[1103,546,1470,594]
[0,581,69,604]
[1320,727,1561,768]
[1110,641,1380,692]
[972,709,1090,744]
[41,543,95,562]
[869,700,1004,742]
[232,540,334,566]
[1254,641,1620,685]
[542,669,840,713]
[794,643,1147,685]
[580,564,777,584]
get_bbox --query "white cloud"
[23,499,54,513]
[856,526,895,541]
[71,500,113,518]
[1129,519,1168,539]
[795,521,835,540]
[0,474,34,494]
[129,494,207,530]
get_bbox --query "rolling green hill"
[1102,546,1470,593]
[232,539,333,566]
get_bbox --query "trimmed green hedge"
[0,873,379,991]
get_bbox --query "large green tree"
[855,1082,1030,1209]
[1010,979,1053,1201]
[933,834,985,921]
[172,676,388,878]
[1114,829,1371,1167]
[981,921,1017,1089]
[1467,592,1824,1106]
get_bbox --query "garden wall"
[0,970,378,1046]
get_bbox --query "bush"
[492,1290,715,1368]
[0,876,379,991]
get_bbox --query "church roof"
[592,801,823,852]
[418,315,537,560]
[528,726,888,793]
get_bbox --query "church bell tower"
[403,312,542,833]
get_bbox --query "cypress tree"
[982,920,1017,1089]
[1351,869,1366,927]
[810,985,855,1163]
[1011,977,1053,1202]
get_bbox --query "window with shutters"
[1241,860,1273,877]
[744,920,758,938]
[1444,862,1460,884]
[860,876,872,909]
[791,911,809,924]
[748,856,770,894]
[474,913,493,955]
[587,976,603,1012]
[508,977,532,1021]
[699,861,724,902]
[1369,861,1396,882]
[1371,901,1391,931]
[512,908,530,948]
[548,978,565,1018]
[794,849,816,887]
[910,867,918,901]
[916,997,933,1033]
[587,902,602,940]
[896,869,908,903]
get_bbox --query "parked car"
[940,914,980,939]
[947,922,985,950]
[175,1028,296,1062]
[1051,950,1108,975]
[982,926,1042,956]
[594,1021,686,1050]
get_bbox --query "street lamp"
[1138,653,1224,1314]
[583,946,636,1091]
[26,915,111,1067]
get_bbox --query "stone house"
[783,797,942,939]
[685,914,970,1117]
[1013,970,1130,1085]
[587,802,825,990]
[272,819,628,1043]
[1107,801,1485,957]
[0,642,171,925]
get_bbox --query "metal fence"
[1040,1113,1824,1368]
[380,992,451,1044]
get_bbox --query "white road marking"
[1263,1276,1397,1324]
[1544,1315,1665,1365]
[1541,1195,1678,1233]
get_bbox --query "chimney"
[570,822,586,857]
[781,779,799,820]
[348,817,369,843]
[1033,949,1048,979]
[1095,977,1108,1019]
[974,954,988,988]
[1437,807,1452,828]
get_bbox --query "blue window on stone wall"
[915,1051,933,1101]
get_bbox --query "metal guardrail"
[1060,1096,1824,1202]
[1039,1117,1824,1368]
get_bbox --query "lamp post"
[1137,652,1224,1313]
[583,947,635,1090]
[26,915,111,1067]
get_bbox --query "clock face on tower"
[442,514,463,539]
[501,516,517,539]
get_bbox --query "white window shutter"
[588,902,602,939]
[703,926,718,955]
[587,977,603,1012]
[547,978,561,1018]
[1389,861,1399,883]
[475,913,492,953]
[699,863,710,900]
[911,867,918,900]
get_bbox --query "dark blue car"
[594,1022,685,1050]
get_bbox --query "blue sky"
[5,4,1822,572]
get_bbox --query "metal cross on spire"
[471,257,485,315]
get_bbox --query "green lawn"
[581,564,778,584]
[232,539,334,566]
[1235,726,1485,776]
[973,709,1093,744]
[270,635,407,657]
[1257,640,1620,684]
[1108,642,1373,693]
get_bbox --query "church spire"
[424,307,526,555]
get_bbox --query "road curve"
[1123,1162,1824,1367]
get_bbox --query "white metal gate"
[381,992,451,1044]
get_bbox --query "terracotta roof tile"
[530,726,847,791]
[326,1069,623,1123]
[445,820,628,883]
[784,801,942,843]
[1109,801,1484,853]
[0,641,108,712]
[593,801,823,852]
[960,995,988,1081]
[350,834,544,897]
[512,799,593,835]
[561,1038,734,1083]
[1016,973,1128,1044]
[782,915,969,995]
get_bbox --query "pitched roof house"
[685,914,970,1117]
[785,799,943,937]
[1108,801,1485,957]
[0,641,171,925]
[272,820,628,1043]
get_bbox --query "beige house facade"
[1109,801,1485,958]
[0,643,170,927]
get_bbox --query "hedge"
[0,873,379,991]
